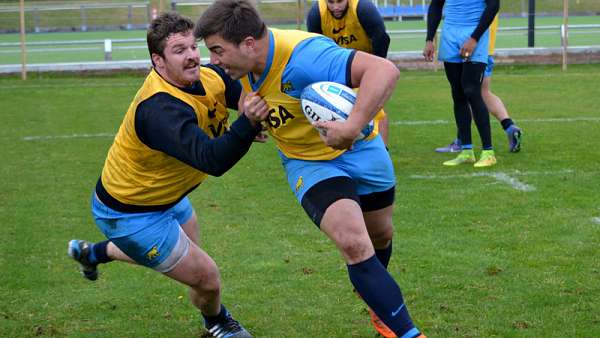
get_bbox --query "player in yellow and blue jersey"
[424,0,499,167]
[306,0,391,148]
[66,12,269,338]
[435,14,523,153]
[195,1,426,337]
[307,6,395,334]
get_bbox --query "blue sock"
[88,240,112,264]
[462,144,473,150]
[375,240,392,269]
[348,255,419,337]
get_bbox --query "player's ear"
[151,53,164,69]
[241,36,256,52]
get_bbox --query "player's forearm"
[471,0,500,41]
[137,96,261,177]
[426,0,444,41]
[180,115,261,176]
[349,53,399,132]
[370,31,390,58]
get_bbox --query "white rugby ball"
[300,81,374,140]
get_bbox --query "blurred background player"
[195,0,426,337]
[424,0,499,167]
[306,0,391,147]
[436,14,523,153]
[67,12,269,338]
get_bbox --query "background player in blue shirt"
[423,0,500,167]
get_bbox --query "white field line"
[490,172,536,192]
[22,133,114,141]
[410,169,574,192]
[391,117,600,126]
[20,116,599,141]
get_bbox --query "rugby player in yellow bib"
[307,0,391,147]
[195,0,426,337]
[67,12,270,338]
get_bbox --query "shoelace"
[209,316,242,336]
[221,316,243,332]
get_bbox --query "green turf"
[1,63,599,337]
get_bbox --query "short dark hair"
[194,0,266,44]
[147,12,194,58]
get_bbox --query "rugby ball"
[300,81,374,140]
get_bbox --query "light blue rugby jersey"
[443,0,486,26]
[248,30,354,99]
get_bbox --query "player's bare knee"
[189,262,221,293]
[339,237,373,263]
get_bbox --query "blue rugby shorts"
[439,25,490,64]
[279,135,395,204]
[91,194,193,272]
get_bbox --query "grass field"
[1,63,599,337]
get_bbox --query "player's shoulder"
[356,0,379,14]
[201,64,226,82]
[296,35,340,53]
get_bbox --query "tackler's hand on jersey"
[242,92,270,126]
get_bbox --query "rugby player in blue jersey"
[435,14,523,154]
[306,0,391,148]
[424,0,500,167]
[67,12,269,338]
[195,0,426,337]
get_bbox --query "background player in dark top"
[307,0,391,147]
[67,12,269,338]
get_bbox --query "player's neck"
[250,33,270,79]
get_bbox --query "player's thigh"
[343,136,395,197]
[180,211,199,244]
[362,200,394,247]
[484,55,495,79]
[320,198,374,264]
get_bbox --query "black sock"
[375,240,393,269]
[91,240,113,264]
[203,304,228,328]
[501,118,514,131]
